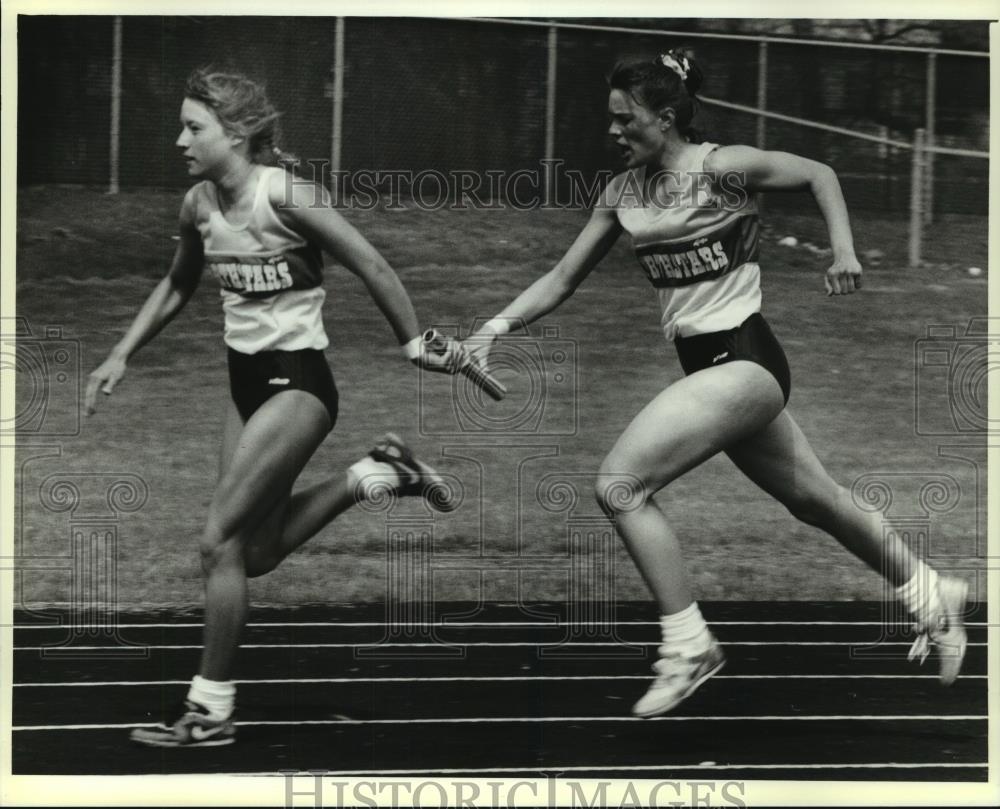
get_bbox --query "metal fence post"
[331,17,345,177]
[908,128,925,268]
[876,124,891,206]
[108,15,122,194]
[544,23,558,206]
[756,40,767,213]
[756,40,768,150]
[923,52,937,225]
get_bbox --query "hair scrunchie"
[659,51,691,82]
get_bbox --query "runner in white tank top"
[465,50,967,716]
[615,140,762,340]
[193,164,328,353]
[86,68,468,748]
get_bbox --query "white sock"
[187,674,235,720]
[659,602,713,656]
[347,456,402,501]
[895,562,941,628]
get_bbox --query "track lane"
[14,644,989,683]
[11,719,988,777]
[11,677,988,725]
[10,602,990,780]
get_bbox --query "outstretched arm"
[708,145,861,296]
[86,191,205,414]
[274,175,459,371]
[276,178,419,341]
[465,184,623,367]
[487,205,622,332]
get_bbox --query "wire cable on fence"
[700,96,916,150]
[457,17,989,59]
[701,96,989,160]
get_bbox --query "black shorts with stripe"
[227,347,339,429]
[674,312,791,404]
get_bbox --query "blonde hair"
[184,67,296,166]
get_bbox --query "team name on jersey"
[640,240,730,284]
[210,259,295,294]
[206,243,324,299]
[635,215,759,289]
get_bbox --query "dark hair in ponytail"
[607,49,704,143]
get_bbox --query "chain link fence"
[18,16,989,233]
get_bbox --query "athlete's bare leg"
[596,361,784,613]
[725,409,916,585]
[213,400,359,578]
[197,391,330,682]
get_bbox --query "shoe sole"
[633,654,726,719]
[130,732,236,748]
[936,578,969,686]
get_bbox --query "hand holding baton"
[423,329,507,401]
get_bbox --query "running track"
[11,601,989,780]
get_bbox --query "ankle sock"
[187,675,235,721]
[895,562,941,628]
[347,456,401,500]
[659,602,713,656]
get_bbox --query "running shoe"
[359,432,458,512]
[632,640,726,718]
[130,700,236,748]
[907,575,968,686]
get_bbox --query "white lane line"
[10,620,989,629]
[12,640,988,650]
[12,715,988,731]
[219,762,990,776]
[11,674,988,687]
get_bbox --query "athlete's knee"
[198,529,242,575]
[593,465,648,517]
[199,503,244,573]
[199,473,257,568]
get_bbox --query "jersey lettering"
[697,246,718,270]
[209,259,295,294]
[635,215,758,289]
[206,243,324,299]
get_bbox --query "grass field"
[12,186,989,607]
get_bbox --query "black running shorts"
[674,312,791,405]
[227,347,339,429]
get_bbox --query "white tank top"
[192,166,329,353]
[615,142,761,340]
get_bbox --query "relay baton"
[422,329,507,402]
